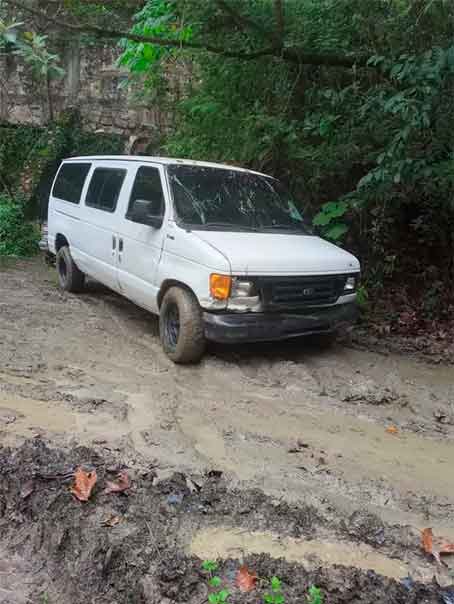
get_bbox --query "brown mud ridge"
[0,440,450,604]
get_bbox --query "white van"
[48,156,360,363]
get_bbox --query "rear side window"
[52,163,91,204]
[85,168,126,213]
[126,166,164,220]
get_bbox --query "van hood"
[193,231,360,275]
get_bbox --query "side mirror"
[130,199,163,229]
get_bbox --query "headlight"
[344,275,358,292]
[231,279,255,298]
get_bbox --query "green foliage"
[0,18,23,45]
[0,196,39,257]
[14,32,65,79]
[0,112,124,222]
[202,561,229,604]
[208,589,229,604]
[114,0,454,308]
[70,129,124,157]
[201,560,218,573]
[356,284,369,309]
[264,576,285,604]
[307,585,324,604]
[117,0,192,97]
[0,18,65,79]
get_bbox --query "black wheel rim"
[164,302,180,351]
[58,256,67,284]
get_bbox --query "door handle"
[119,238,124,253]
[112,235,116,250]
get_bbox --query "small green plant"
[202,560,218,573]
[202,560,230,604]
[307,585,324,604]
[0,197,40,257]
[208,589,230,604]
[356,284,369,309]
[263,576,285,604]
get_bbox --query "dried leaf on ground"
[386,425,399,435]
[236,565,258,592]
[102,514,121,527]
[70,467,97,502]
[422,528,433,553]
[104,470,131,494]
[421,528,454,564]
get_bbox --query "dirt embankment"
[1,258,454,603]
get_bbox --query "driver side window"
[126,166,164,223]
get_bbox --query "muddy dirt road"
[1,258,454,602]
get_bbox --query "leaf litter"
[70,467,97,502]
[236,565,258,592]
[104,469,131,494]
[421,528,454,564]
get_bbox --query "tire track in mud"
[1,259,454,557]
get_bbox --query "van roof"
[65,155,269,177]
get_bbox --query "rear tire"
[159,287,206,364]
[56,245,85,293]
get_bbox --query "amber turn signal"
[210,274,232,300]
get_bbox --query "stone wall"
[0,40,173,151]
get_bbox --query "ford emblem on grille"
[302,287,314,296]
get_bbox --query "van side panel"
[73,161,130,290]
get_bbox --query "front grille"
[259,275,347,310]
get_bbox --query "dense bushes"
[0,111,125,225]
[116,0,454,315]
[0,196,40,256]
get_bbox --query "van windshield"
[167,165,310,233]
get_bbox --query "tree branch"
[4,0,367,68]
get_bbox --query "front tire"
[56,246,85,292]
[159,287,206,364]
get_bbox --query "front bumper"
[203,302,358,344]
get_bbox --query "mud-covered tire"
[56,246,85,293]
[159,286,206,364]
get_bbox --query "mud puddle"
[190,527,412,581]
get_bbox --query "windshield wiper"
[260,223,306,231]
[196,222,259,231]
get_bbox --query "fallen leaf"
[422,528,434,555]
[236,565,257,592]
[70,467,97,502]
[386,425,399,435]
[102,514,121,527]
[421,528,454,564]
[104,470,131,494]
